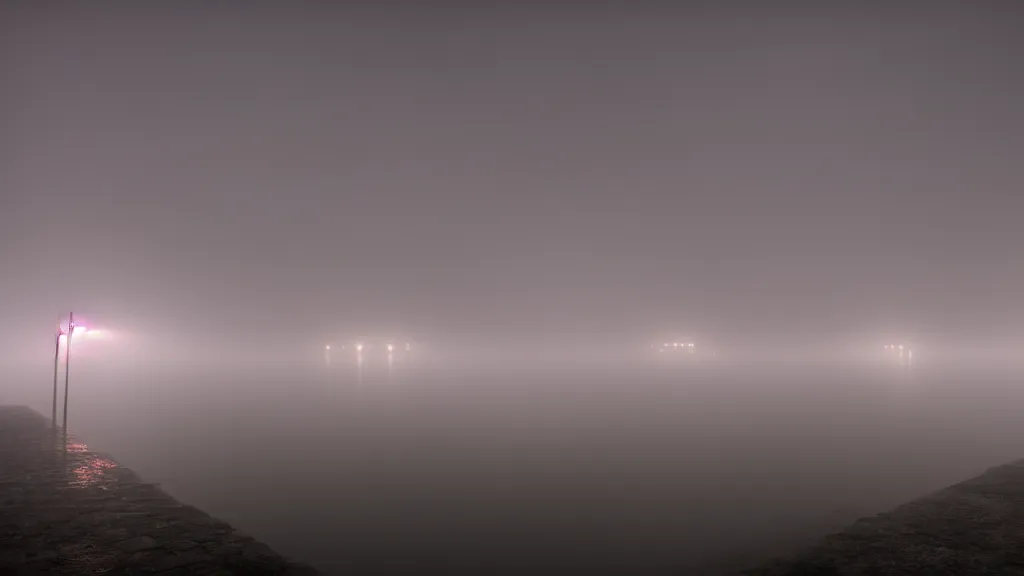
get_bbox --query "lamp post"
[62,312,74,432]
[52,316,64,431]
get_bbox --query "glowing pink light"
[57,325,89,343]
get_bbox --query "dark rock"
[747,459,1024,575]
[118,535,160,553]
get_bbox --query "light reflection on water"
[64,441,119,488]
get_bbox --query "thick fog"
[2,1,1024,573]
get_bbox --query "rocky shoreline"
[747,459,1024,575]
[0,405,319,575]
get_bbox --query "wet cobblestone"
[0,406,320,575]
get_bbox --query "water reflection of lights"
[64,442,119,488]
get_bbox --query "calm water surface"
[6,360,1024,573]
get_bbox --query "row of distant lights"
[662,342,695,348]
[884,344,913,361]
[325,343,411,352]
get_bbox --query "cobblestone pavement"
[747,460,1024,575]
[0,406,321,575]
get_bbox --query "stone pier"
[0,406,320,575]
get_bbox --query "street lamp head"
[57,324,90,343]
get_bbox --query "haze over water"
[5,349,1024,573]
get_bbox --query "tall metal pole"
[62,312,74,432]
[52,316,62,431]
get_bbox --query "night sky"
[3,1,1023,342]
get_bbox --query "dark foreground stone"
[0,406,320,575]
[747,460,1024,575]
